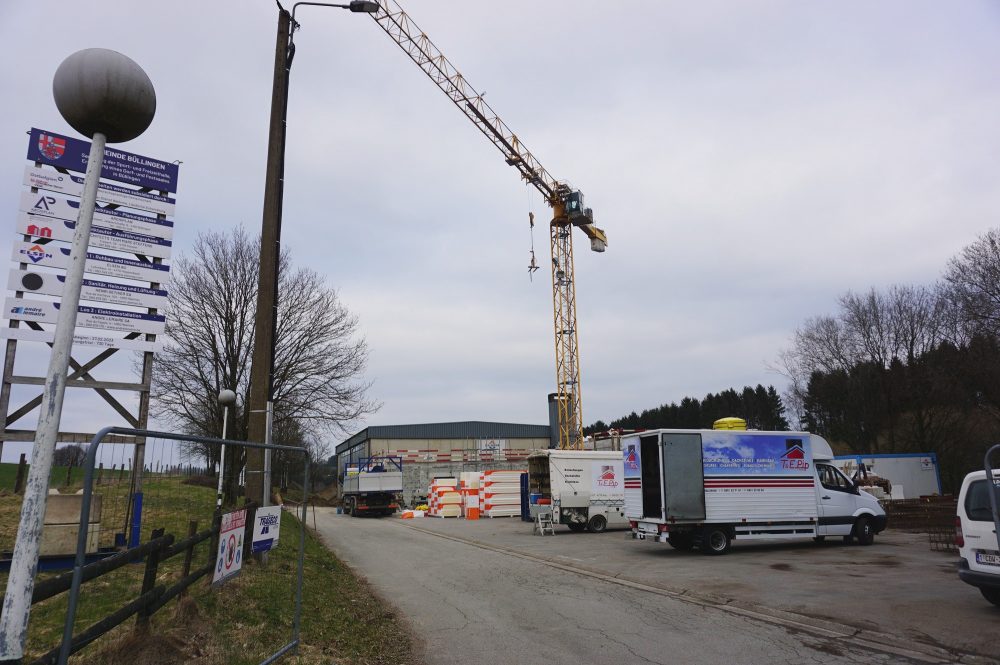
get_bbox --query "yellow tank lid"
[713,417,747,430]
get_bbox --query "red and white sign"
[213,508,246,586]
[590,459,623,501]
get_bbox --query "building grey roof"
[335,421,551,456]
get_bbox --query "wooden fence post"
[136,528,165,629]
[97,463,104,486]
[13,453,26,494]
[180,520,197,597]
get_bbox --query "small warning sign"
[213,508,246,586]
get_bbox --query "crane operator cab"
[565,190,591,224]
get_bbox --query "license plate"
[976,551,1000,566]
[638,522,658,535]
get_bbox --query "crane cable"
[527,211,540,281]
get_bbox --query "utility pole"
[247,6,292,508]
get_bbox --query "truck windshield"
[965,480,998,522]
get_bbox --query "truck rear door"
[661,433,706,521]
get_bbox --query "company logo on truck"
[596,465,620,488]
[624,445,639,472]
[779,444,809,471]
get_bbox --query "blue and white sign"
[20,191,174,240]
[24,166,176,217]
[8,269,169,310]
[11,242,170,282]
[17,213,173,259]
[5,298,166,335]
[251,506,282,554]
[0,326,163,353]
[27,128,179,192]
[701,433,811,476]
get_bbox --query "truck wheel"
[567,523,587,533]
[668,533,694,550]
[980,588,1000,607]
[587,515,608,533]
[343,500,352,516]
[701,527,731,555]
[854,516,875,546]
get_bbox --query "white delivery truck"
[527,450,628,533]
[623,429,886,554]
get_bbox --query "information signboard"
[27,128,180,192]
[11,242,170,282]
[0,327,163,353]
[213,509,246,586]
[17,213,172,259]
[251,506,282,554]
[7,270,169,310]
[20,191,174,240]
[24,166,176,217]
[5,298,166,335]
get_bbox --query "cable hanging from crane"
[528,211,540,281]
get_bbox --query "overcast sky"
[0,1,998,454]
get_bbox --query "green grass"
[0,462,87,492]
[0,478,414,664]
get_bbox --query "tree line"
[586,384,789,434]
[779,228,1000,493]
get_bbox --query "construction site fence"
[36,427,309,665]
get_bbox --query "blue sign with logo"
[27,127,179,193]
[702,433,810,476]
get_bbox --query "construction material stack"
[459,472,481,520]
[428,478,462,518]
[481,469,526,518]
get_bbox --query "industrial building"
[335,421,552,506]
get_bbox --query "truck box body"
[623,429,886,553]
[528,450,628,532]
[342,456,403,517]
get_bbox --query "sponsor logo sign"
[251,506,282,554]
[11,242,170,283]
[0,327,163,353]
[27,128,179,192]
[20,192,173,240]
[591,460,623,500]
[8,269,168,310]
[213,509,246,586]
[17,213,173,259]
[24,166,176,217]
[6,298,166,335]
[623,443,641,478]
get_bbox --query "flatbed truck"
[341,456,403,517]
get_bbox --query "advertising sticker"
[251,506,282,554]
[213,508,246,586]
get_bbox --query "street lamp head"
[349,1,380,12]
[52,48,156,143]
[218,389,238,406]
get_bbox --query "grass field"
[0,462,87,492]
[0,477,415,664]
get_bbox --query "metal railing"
[50,427,310,665]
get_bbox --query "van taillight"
[955,516,964,548]
[629,521,637,530]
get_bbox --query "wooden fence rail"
[27,513,229,665]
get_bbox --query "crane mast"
[368,1,607,448]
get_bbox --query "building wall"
[338,436,550,506]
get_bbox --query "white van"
[623,429,886,554]
[527,450,628,533]
[956,469,1000,607]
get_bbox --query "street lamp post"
[0,49,156,662]
[215,389,237,509]
[245,0,378,508]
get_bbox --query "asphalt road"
[312,510,988,665]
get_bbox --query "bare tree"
[53,444,86,467]
[151,227,379,496]
[944,227,1000,338]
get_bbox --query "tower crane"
[366,1,607,449]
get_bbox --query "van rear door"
[661,432,706,521]
[963,478,1000,575]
